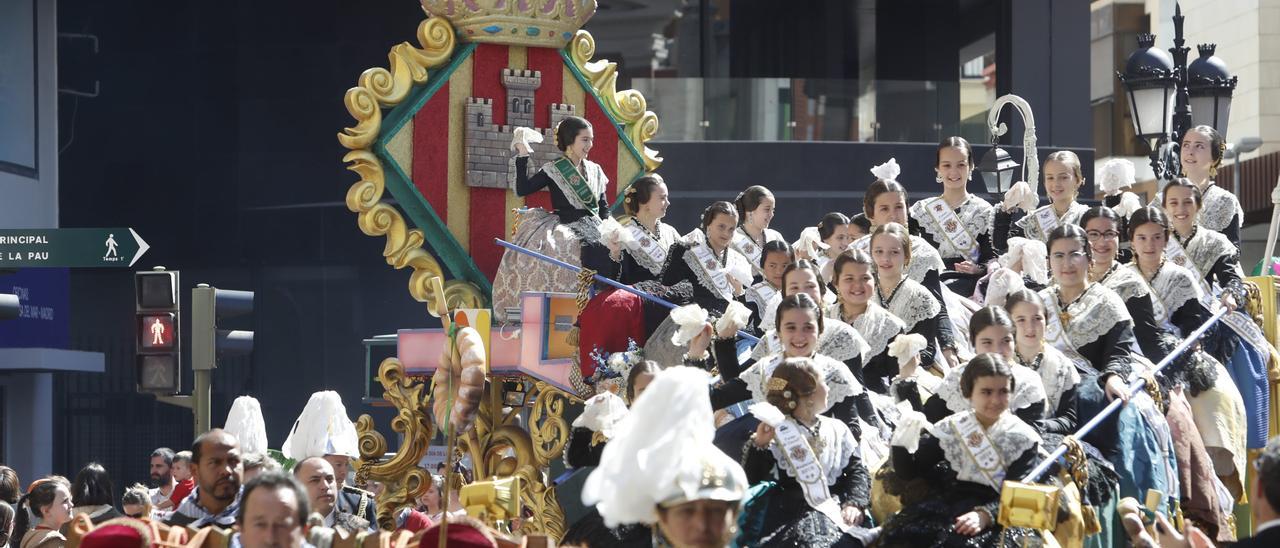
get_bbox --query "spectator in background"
[241,453,281,485]
[233,472,311,548]
[166,430,243,529]
[0,467,19,505]
[17,477,72,548]
[120,484,152,520]
[147,448,176,509]
[164,451,195,510]
[69,463,121,526]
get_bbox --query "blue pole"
[1021,307,1230,483]
[495,238,761,344]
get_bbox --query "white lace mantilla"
[1183,228,1237,280]
[909,196,994,260]
[746,282,780,314]
[1199,183,1244,234]
[851,235,946,284]
[1016,202,1090,242]
[1030,346,1081,415]
[936,361,1047,414]
[740,353,863,412]
[929,411,1041,491]
[623,218,681,276]
[769,415,859,486]
[539,158,608,212]
[826,303,905,357]
[749,317,870,364]
[1099,262,1150,302]
[1039,284,1132,349]
[1143,262,1205,335]
[681,243,750,302]
[879,279,941,331]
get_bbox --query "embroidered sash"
[545,157,598,211]
[1222,310,1272,356]
[947,412,1010,491]
[1032,206,1062,240]
[1130,264,1170,326]
[748,282,778,311]
[924,198,979,261]
[1042,289,1092,371]
[1164,236,1206,282]
[622,221,668,276]
[687,243,736,301]
[774,418,846,527]
[732,229,765,272]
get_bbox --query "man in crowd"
[282,391,378,528]
[166,429,243,529]
[293,456,369,531]
[148,447,176,508]
[234,471,312,548]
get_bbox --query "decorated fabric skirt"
[873,483,1039,548]
[1204,316,1272,449]
[738,482,874,548]
[491,209,592,320]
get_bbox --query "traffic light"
[191,284,254,370]
[135,267,180,394]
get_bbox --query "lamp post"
[1117,2,1237,182]
[980,94,1039,196]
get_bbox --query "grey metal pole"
[194,369,211,434]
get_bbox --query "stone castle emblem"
[464,68,576,189]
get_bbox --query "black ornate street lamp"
[1117,2,1237,181]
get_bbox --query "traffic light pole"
[192,285,215,435]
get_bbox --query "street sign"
[0,228,149,267]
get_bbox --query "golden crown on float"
[420,0,598,48]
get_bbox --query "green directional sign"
[0,228,150,267]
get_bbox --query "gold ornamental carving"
[353,358,436,530]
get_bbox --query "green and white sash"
[774,418,846,527]
[543,156,600,212]
[923,197,979,261]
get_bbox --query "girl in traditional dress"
[995,150,1091,251]
[1040,224,1178,503]
[731,185,785,276]
[908,137,997,297]
[1163,178,1271,469]
[1079,206,1173,363]
[562,360,659,548]
[493,116,610,316]
[1127,206,1239,541]
[826,250,905,395]
[660,201,753,317]
[750,261,870,373]
[687,293,871,451]
[855,173,963,364]
[866,223,949,374]
[745,240,793,333]
[582,366,749,548]
[896,307,1047,426]
[878,354,1042,547]
[739,358,872,547]
[794,213,855,277]
[1164,125,1243,246]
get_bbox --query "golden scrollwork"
[353,358,437,530]
[566,30,663,171]
[338,15,485,314]
[528,382,574,468]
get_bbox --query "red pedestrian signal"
[135,267,180,394]
[139,313,175,350]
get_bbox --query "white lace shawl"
[1030,346,1081,414]
[769,415,859,486]
[936,361,1047,414]
[879,278,941,331]
[1199,183,1244,234]
[1039,284,1133,348]
[1016,202,1090,242]
[739,353,863,413]
[851,235,946,284]
[1099,262,1150,302]
[929,411,1041,491]
[1142,262,1206,335]
[680,243,752,301]
[909,195,995,260]
[825,303,905,358]
[622,218,682,276]
[1184,228,1238,280]
[745,281,780,314]
[731,227,784,267]
[749,318,871,365]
